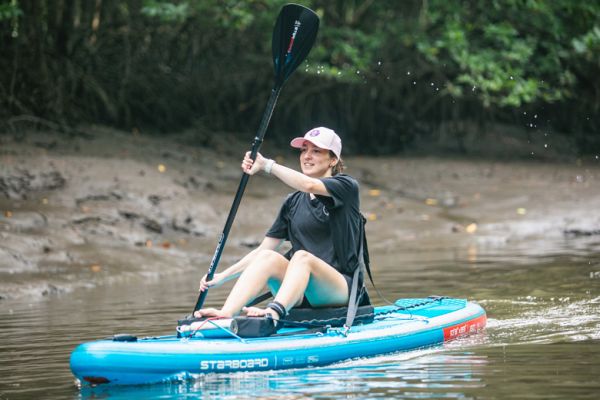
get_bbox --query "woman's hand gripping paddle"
[192,4,319,314]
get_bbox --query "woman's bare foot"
[242,306,279,321]
[193,308,233,319]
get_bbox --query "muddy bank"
[1,127,599,300]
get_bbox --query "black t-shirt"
[266,174,362,277]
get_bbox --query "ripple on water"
[485,296,600,343]
[1,245,599,399]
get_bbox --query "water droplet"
[407,71,411,75]
[413,81,417,85]
[510,76,513,80]
[472,86,476,91]
[534,114,538,119]
[356,70,361,74]
[430,82,434,86]
[378,61,382,66]
[544,144,548,148]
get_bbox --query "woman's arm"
[270,162,330,196]
[242,152,330,196]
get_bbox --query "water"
[1,237,600,399]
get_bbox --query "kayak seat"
[232,304,375,338]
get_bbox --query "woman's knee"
[288,250,318,273]
[256,249,286,262]
[245,250,288,274]
[290,249,313,264]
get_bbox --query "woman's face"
[299,141,336,178]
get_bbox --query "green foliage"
[0,1,21,21]
[141,0,190,22]
[0,0,22,38]
[141,0,286,30]
[1,0,599,153]
[572,26,600,62]
[412,1,583,108]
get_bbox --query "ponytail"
[329,151,345,175]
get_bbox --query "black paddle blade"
[272,4,319,88]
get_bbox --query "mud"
[1,126,599,300]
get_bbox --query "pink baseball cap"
[290,127,342,159]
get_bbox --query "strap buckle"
[341,324,350,337]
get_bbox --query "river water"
[1,234,599,399]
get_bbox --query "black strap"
[266,301,287,319]
[246,291,273,307]
[344,265,361,330]
[361,215,376,288]
[344,215,368,330]
[360,214,394,305]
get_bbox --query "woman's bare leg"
[194,250,288,318]
[245,250,349,318]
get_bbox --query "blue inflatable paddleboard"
[70,297,486,386]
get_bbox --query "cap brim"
[290,137,341,159]
[290,137,308,148]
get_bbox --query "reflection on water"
[1,237,599,399]
[77,350,489,399]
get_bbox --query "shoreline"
[1,127,599,300]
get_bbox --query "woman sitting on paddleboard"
[194,127,366,324]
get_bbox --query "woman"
[194,127,365,325]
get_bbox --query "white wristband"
[264,159,276,175]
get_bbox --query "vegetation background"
[1,0,598,155]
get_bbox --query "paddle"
[192,4,320,313]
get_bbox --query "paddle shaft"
[193,87,281,313]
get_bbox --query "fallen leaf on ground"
[90,264,102,273]
[466,223,478,233]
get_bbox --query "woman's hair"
[329,151,345,175]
